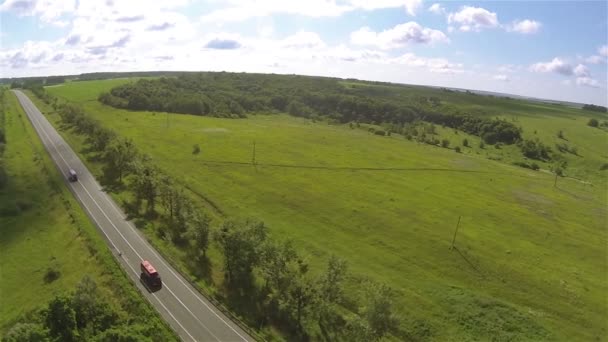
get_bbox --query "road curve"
[13,90,254,342]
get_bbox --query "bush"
[441,139,450,148]
[557,130,564,139]
[374,130,386,136]
[555,143,578,155]
[588,118,599,127]
[462,138,469,147]
[519,139,551,160]
[600,163,608,171]
[479,141,485,149]
[192,144,200,155]
[454,146,461,153]
[44,267,61,283]
[513,161,540,171]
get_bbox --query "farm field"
[0,89,175,340]
[37,79,608,341]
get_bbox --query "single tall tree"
[216,220,268,288]
[103,138,137,183]
[185,210,212,259]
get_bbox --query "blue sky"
[1,0,607,105]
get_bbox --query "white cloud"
[201,1,349,23]
[200,0,406,23]
[498,64,518,73]
[493,74,509,82]
[561,80,571,86]
[391,53,464,74]
[0,0,76,24]
[447,6,499,32]
[573,64,589,77]
[404,0,423,16]
[281,31,326,49]
[428,3,446,15]
[530,57,573,76]
[0,40,57,69]
[576,77,600,88]
[585,55,604,64]
[347,0,403,11]
[350,22,449,49]
[507,19,541,34]
[583,46,608,64]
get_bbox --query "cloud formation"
[447,6,499,32]
[0,0,76,24]
[391,53,464,74]
[573,64,589,77]
[204,39,242,50]
[507,19,541,34]
[530,58,573,76]
[147,22,174,31]
[281,31,326,49]
[493,74,509,81]
[428,3,446,15]
[351,22,448,49]
[404,0,423,16]
[576,77,600,88]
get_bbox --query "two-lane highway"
[13,90,254,342]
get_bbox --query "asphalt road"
[13,90,254,342]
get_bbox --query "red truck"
[140,260,162,289]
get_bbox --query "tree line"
[582,104,607,113]
[33,85,404,340]
[98,72,522,145]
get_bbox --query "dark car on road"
[68,169,78,182]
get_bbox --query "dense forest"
[99,73,522,145]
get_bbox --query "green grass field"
[0,90,175,339]
[40,79,608,341]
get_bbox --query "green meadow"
[38,79,607,341]
[0,90,175,339]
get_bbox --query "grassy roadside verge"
[0,90,177,340]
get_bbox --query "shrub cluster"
[518,139,552,161]
[555,142,578,156]
[3,277,171,342]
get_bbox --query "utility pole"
[450,216,462,250]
